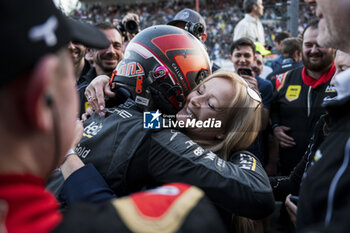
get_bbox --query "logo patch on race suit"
[285,85,301,102]
[276,73,286,90]
[143,110,162,129]
[239,153,256,171]
[83,121,103,138]
[112,183,204,233]
[314,149,323,162]
[325,85,337,93]
[84,101,91,113]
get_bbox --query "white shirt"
[233,14,265,44]
[260,65,273,79]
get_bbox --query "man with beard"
[270,19,337,176]
[78,22,123,117]
[68,41,91,83]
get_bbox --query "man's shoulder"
[234,18,245,29]
[273,63,302,79]
[77,67,97,88]
[81,59,91,77]
[256,75,271,85]
[256,75,273,90]
[275,66,303,91]
[235,15,252,27]
[271,55,283,65]
[288,65,303,73]
[282,66,303,80]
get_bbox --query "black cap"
[167,8,206,31]
[0,0,109,86]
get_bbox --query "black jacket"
[266,58,303,91]
[296,96,350,232]
[270,66,336,174]
[76,59,91,86]
[269,114,328,201]
[77,67,97,117]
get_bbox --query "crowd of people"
[71,0,314,60]
[2,0,350,233]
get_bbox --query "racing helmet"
[110,25,211,114]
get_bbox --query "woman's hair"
[190,70,259,233]
[194,69,262,161]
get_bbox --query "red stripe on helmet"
[151,34,195,60]
[132,41,178,85]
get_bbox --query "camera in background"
[185,22,204,39]
[117,19,140,41]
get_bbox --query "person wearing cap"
[167,8,208,43]
[77,22,123,117]
[0,1,228,233]
[233,0,265,45]
[167,8,221,72]
[253,41,273,79]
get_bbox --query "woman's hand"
[85,75,115,116]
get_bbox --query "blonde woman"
[176,69,261,233]
[177,69,261,160]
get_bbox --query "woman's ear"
[23,55,59,132]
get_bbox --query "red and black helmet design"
[110,25,211,114]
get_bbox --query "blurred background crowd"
[64,0,314,63]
